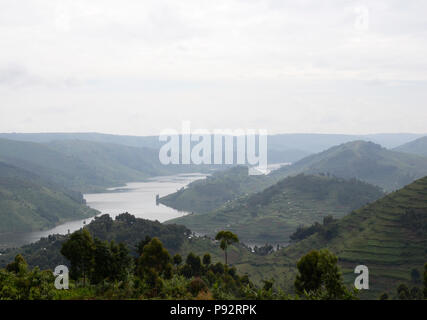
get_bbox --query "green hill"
[273,140,427,192]
[167,174,384,244]
[394,136,427,157]
[233,175,427,298]
[160,141,427,217]
[0,161,98,234]
[0,138,210,193]
[0,138,127,193]
[46,139,168,185]
[0,213,192,269]
[159,166,280,214]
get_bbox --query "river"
[0,173,206,249]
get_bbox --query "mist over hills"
[1,132,425,164]
[273,140,427,192]
[0,138,213,193]
[394,136,427,157]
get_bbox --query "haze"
[1,0,427,135]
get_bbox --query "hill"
[166,174,384,244]
[0,161,98,234]
[0,212,194,270]
[159,166,281,214]
[0,138,212,193]
[394,136,427,157]
[2,132,424,152]
[233,175,427,298]
[273,140,427,191]
[160,141,427,217]
[0,138,129,193]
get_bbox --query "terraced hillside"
[233,175,427,298]
[167,174,384,244]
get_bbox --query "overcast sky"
[1,0,426,135]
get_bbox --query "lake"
[0,173,206,249]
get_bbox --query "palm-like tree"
[215,231,239,266]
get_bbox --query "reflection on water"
[0,173,206,249]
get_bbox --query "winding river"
[0,173,206,249]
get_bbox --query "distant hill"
[273,140,427,191]
[166,174,384,244]
[0,138,129,193]
[0,161,98,234]
[160,140,427,216]
[2,132,424,151]
[394,136,427,157]
[0,138,212,193]
[234,175,427,297]
[159,166,281,214]
[2,132,425,166]
[0,132,162,149]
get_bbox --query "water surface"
[0,173,205,249]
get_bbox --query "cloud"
[0,0,426,134]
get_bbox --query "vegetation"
[0,161,98,234]
[294,249,357,300]
[272,140,427,192]
[0,213,190,270]
[0,138,213,194]
[394,136,427,157]
[159,166,281,214]
[168,174,384,244]
[215,231,239,265]
[229,175,427,298]
[0,230,288,300]
[0,227,362,300]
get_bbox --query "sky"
[0,0,427,135]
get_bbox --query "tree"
[90,239,132,284]
[60,228,95,286]
[136,236,152,256]
[109,241,132,282]
[215,231,239,265]
[202,253,211,266]
[173,254,182,266]
[90,238,112,284]
[137,238,171,277]
[294,249,353,300]
[6,254,28,274]
[185,253,202,277]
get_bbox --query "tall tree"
[215,231,239,265]
[61,228,95,286]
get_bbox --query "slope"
[159,166,281,214]
[233,175,427,298]
[167,174,384,244]
[394,136,427,157]
[0,161,98,233]
[272,140,427,191]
